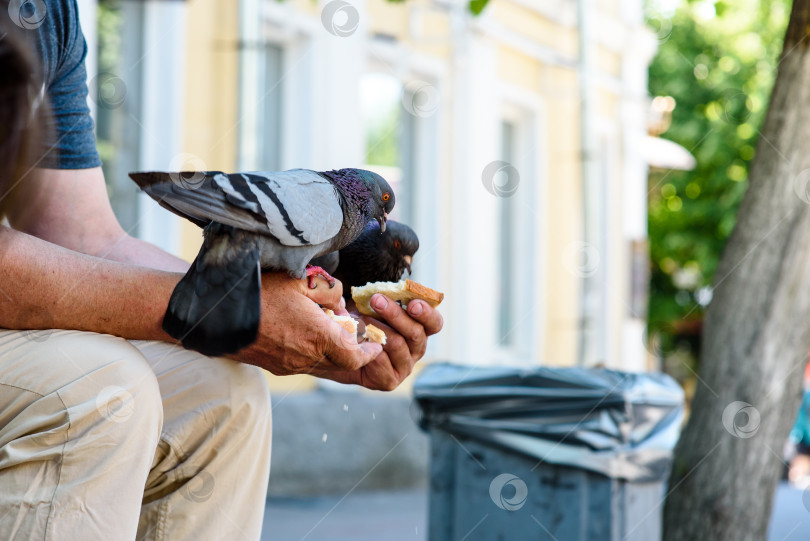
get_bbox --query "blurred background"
[77,0,797,532]
[90,0,657,373]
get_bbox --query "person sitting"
[0,2,442,539]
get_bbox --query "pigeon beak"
[377,213,388,233]
[403,255,413,274]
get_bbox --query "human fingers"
[358,353,403,391]
[319,315,382,371]
[355,317,415,378]
[404,299,443,337]
[368,294,427,356]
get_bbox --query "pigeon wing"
[218,169,343,247]
[129,170,344,246]
[129,171,270,232]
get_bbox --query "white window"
[495,104,542,362]
[96,0,144,232]
[238,43,284,172]
[359,73,410,223]
[358,72,441,289]
[96,0,187,255]
[497,120,518,347]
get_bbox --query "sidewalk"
[770,481,810,540]
[262,490,426,541]
[261,482,810,541]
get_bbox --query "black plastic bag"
[413,363,684,482]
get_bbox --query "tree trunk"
[663,1,810,539]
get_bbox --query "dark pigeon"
[129,168,395,356]
[311,220,419,300]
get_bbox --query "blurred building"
[82,0,661,496]
[89,0,658,375]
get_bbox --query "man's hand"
[315,293,444,391]
[233,272,382,376]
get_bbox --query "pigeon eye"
[383,193,390,202]
[394,240,401,250]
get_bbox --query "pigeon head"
[323,219,421,297]
[352,169,395,232]
[380,220,419,274]
[322,168,395,233]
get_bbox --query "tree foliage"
[646,0,789,368]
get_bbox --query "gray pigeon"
[129,168,395,356]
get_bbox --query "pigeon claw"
[306,265,337,289]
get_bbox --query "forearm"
[95,232,191,273]
[0,225,180,340]
[2,167,191,273]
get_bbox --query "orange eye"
[394,240,401,249]
[383,193,390,202]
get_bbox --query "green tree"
[646,0,789,372]
[663,1,810,537]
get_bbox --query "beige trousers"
[0,329,273,540]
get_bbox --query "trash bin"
[412,363,684,541]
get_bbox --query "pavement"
[769,482,810,540]
[262,490,426,541]
[261,482,810,541]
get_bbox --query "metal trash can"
[412,363,684,541]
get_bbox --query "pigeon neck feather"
[322,169,374,226]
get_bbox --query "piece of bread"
[351,279,444,317]
[363,324,387,345]
[324,309,358,338]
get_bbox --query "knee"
[0,331,164,462]
[56,334,164,445]
[127,341,271,451]
[91,350,164,436]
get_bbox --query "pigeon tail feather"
[163,225,262,356]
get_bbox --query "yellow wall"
[494,3,584,366]
[543,67,582,367]
[598,48,623,79]
[493,2,578,59]
[497,45,543,93]
[367,0,410,40]
[366,0,452,58]
[181,0,240,262]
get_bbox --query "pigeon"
[129,168,395,356]
[311,220,419,300]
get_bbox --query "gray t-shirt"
[18,0,101,169]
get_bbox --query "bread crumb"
[363,324,387,345]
